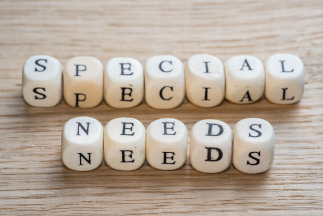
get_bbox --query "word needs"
[23,54,305,109]
[62,117,275,174]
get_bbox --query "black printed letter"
[205,123,223,136]
[280,60,294,72]
[281,88,295,100]
[240,59,253,71]
[205,147,223,162]
[121,150,135,163]
[120,87,134,102]
[33,87,46,100]
[74,64,87,76]
[240,90,253,102]
[159,61,173,72]
[202,87,211,101]
[120,63,133,75]
[249,124,262,138]
[74,93,86,107]
[78,153,91,165]
[160,86,173,100]
[76,122,91,135]
[203,62,210,73]
[35,59,47,72]
[162,152,176,164]
[162,122,176,135]
[247,151,260,165]
[120,122,134,136]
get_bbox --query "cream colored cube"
[190,119,232,173]
[104,58,144,108]
[145,55,185,109]
[185,54,225,107]
[225,55,265,104]
[265,54,305,104]
[146,118,187,170]
[61,116,103,171]
[104,117,145,171]
[233,118,275,174]
[64,56,103,108]
[22,55,62,107]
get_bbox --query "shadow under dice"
[190,119,232,173]
[146,118,187,170]
[61,116,103,171]
[225,55,265,104]
[64,56,103,108]
[104,117,145,171]
[233,118,275,174]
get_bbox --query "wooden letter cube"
[104,58,144,108]
[190,119,232,173]
[61,116,103,171]
[145,55,185,109]
[265,54,305,104]
[185,54,225,107]
[104,117,145,171]
[225,55,265,104]
[22,55,62,107]
[64,56,103,108]
[233,118,275,174]
[146,118,187,170]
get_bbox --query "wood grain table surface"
[0,0,323,215]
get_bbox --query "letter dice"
[225,55,265,104]
[64,56,103,108]
[104,117,145,171]
[233,118,275,174]
[61,116,103,171]
[265,54,305,104]
[190,120,232,173]
[145,55,185,109]
[104,58,144,108]
[185,54,225,107]
[22,55,62,107]
[146,118,187,170]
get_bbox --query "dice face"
[104,117,145,171]
[64,56,103,108]
[233,118,275,174]
[225,55,265,104]
[265,54,305,104]
[190,120,232,173]
[104,58,144,108]
[185,54,225,107]
[61,116,103,171]
[146,118,187,170]
[145,55,185,109]
[22,55,62,107]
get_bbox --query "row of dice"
[23,54,304,108]
[62,116,275,174]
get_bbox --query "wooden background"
[0,0,323,215]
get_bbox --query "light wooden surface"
[1,0,323,215]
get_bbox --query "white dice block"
[22,55,62,107]
[185,54,225,107]
[190,119,232,173]
[265,54,305,104]
[64,56,103,108]
[104,58,144,108]
[146,118,187,170]
[145,55,185,109]
[225,55,265,104]
[61,116,103,171]
[233,118,275,174]
[104,117,145,171]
